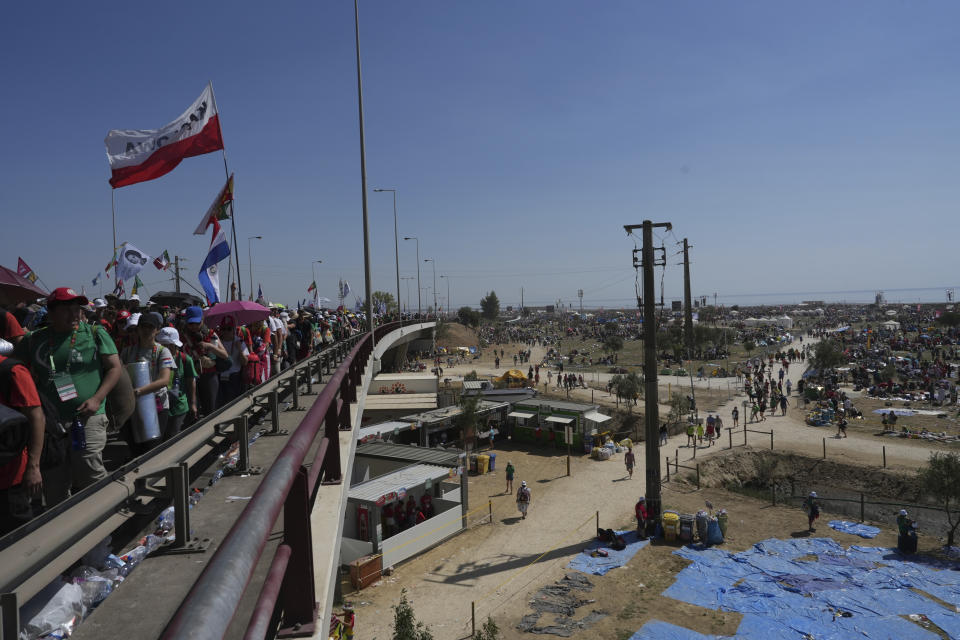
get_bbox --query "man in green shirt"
[15,288,123,505]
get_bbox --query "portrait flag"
[193,175,235,234]
[105,84,224,189]
[198,217,231,305]
[114,243,151,282]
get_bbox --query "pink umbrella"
[203,300,270,328]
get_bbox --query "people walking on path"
[516,480,531,519]
[624,446,635,479]
[686,422,696,447]
[731,406,739,428]
[504,460,515,494]
[659,423,668,446]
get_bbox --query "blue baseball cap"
[185,306,204,324]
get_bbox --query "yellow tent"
[495,369,527,382]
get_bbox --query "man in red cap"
[15,288,123,505]
[0,349,44,534]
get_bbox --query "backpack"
[0,358,30,466]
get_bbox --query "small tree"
[392,588,434,640]
[480,291,500,320]
[810,339,845,373]
[458,306,481,327]
[474,616,500,640]
[612,372,642,411]
[603,334,624,358]
[372,290,398,313]
[743,339,755,356]
[935,311,960,328]
[918,452,960,547]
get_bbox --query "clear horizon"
[2,2,959,310]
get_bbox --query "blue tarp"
[829,520,881,538]
[927,612,960,639]
[567,530,649,576]
[658,538,958,639]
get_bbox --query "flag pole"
[111,189,118,281]
[208,81,243,302]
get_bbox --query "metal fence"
[0,328,374,640]
[161,321,412,639]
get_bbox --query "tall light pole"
[400,276,414,312]
[403,236,421,318]
[247,235,262,300]
[440,275,451,318]
[373,188,401,318]
[353,0,374,343]
[424,258,437,315]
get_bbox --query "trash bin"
[679,514,695,543]
[695,511,709,542]
[469,455,478,474]
[488,453,496,471]
[478,454,489,474]
[662,511,680,543]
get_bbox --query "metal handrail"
[161,321,411,639]
[0,334,360,630]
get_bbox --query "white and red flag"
[105,84,224,188]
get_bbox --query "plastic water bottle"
[71,415,86,451]
[156,507,175,533]
[122,546,148,569]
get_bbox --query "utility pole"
[578,289,583,315]
[683,239,693,355]
[624,219,671,519]
[174,256,182,293]
[521,287,524,313]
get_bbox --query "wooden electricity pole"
[624,220,671,518]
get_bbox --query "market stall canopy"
[507,411,535,419]
[0,264,47,305]
[545,415,574,424]
[583,411,612,423]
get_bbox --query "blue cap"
[185,306,204,324]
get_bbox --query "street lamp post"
[440,275,451,318]
[247,235,262,300]
[373,188,401,318]
[401,276,415,312]
[424,258,437,316]
[403,236,421,318]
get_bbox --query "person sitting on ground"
[598,527,627,551]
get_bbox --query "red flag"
[16,258,32,277]
[105,85,224,189]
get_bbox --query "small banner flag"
[132,275,145,296]
[198,218,231,304]
[153,250,171,271]
[194,175,234,234]
[115,243,150,283]
[17,258,39,283]
[307,281,317,293]
[92,273,101,286]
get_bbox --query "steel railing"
[0,332,365,638]
[161,321,423,639]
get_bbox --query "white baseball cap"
[93,298,108,309]
[129,294,141,302]
[157,327,183,348]
[126,312,141,329]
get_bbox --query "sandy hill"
[436,322,479,350]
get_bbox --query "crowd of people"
[0,287,372,535]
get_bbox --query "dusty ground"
[350,331,958,639]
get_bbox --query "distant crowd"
[0,288,373,536]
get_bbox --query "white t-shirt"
[220,337,250,378]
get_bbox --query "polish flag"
[198,217,231,305]
[105,84,224,188]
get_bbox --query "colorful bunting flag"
[153,250,171,270]
[307,281,317,293]
[194,175,234,235]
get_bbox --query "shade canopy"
[545,415,574,424]
[507,411,535,419]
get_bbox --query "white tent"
[882,320,900,331]
[744,317,760,327]
[776,315,794,329]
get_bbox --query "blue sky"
[2,1,959,310]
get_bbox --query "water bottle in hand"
[71,414,86,451]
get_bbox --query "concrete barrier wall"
[381,499,462,569]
